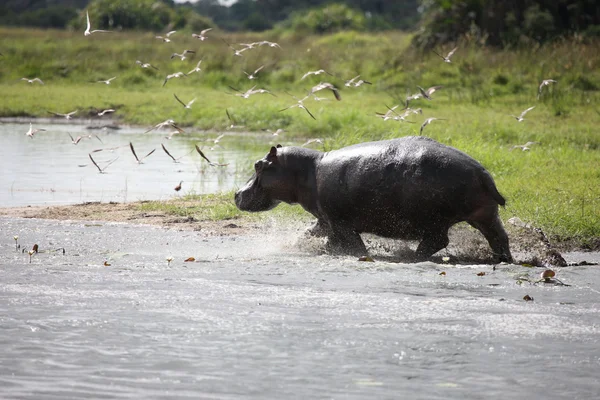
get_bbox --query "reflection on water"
[0,121,290,207]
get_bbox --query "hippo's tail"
[483,172,506,207]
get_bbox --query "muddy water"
[1,217,600,399]
[0,122,287,207]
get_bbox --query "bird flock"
[17,9,560,193]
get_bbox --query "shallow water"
[0,121,286,207]
[1,217,600,399]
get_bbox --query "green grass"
[1,27,599,246]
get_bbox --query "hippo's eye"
[254,161,263,173]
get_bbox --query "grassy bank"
[1,27,599,246]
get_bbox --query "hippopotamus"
[235,136,513,263]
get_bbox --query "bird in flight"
[97,109,115,117]
[195,145,229,167]
[280,93,316,120]
[96,76,117,85]
[192,28,212,41]
[135,60,159,70]
[222,38,250,57]
[225,109,245,129]
[419,117,447,135]
[301,69,332,81]
[84,11,111,36]
[48,110,78,120]
[310,82,341,101]
[21,77,44,85]
[25,123,46,138]
[88,153,118,173]
[129,142,156,164]
[510,106,535,122]
[163,72,187,87]
[156,30,177,42]
[145,119,185,134]
[344,75,371,87]
[229,85,275,99]
[173,93,196,109]
[510,141,539,151]
[188,59,203,75]
[161,144,191,163]
[432,47,458,63]
[243,65,265,80]
[417,85,443,100]
[171,49,196,61]
[538,79,557,99]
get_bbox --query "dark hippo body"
[235,136,513,263]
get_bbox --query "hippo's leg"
[326,224,368,256]
[415,227,450,260]
[468,215,513,263]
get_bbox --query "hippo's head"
[235,146,291,212]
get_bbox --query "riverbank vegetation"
[0,26,598,247]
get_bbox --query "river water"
[0,121,284,207]
[1,218,600,399]
[1,122,600,399]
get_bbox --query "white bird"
[25,123,46,138]
[417,85,443,100]
[225,109,245,129]
[162,144,189,163]
[510,141,539,151]
[84,11,111,36]
[433,47,458,63]
[145,119,184,134]
[187,59,203,75]
[310,82,341,101]
[155,30,176,42]
[268,128,285,136]
[48,110,77,120]
[171,49,196,61]
[229,85,275,99]
[163,72,187,87]
[344,75,371,87]
[538,79,557,98]
[192,28,212,41]
[510,106,536,122]
[257,40,281,48]
[21,77,44,85]
[96,76,116,85]
[280,94,316,120]
[68,133,101,145]
[243,65,264,80]
[173,93,196,109]
[420,117,447,135]
[222,39,250,57]
[97,109,115,117]
[136,60,159,70]
[301,69,332,80]
[302,138,323,147]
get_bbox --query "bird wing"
[195,144,213,164]
[254,65,265,74]
[447,47,458,58]
[161,144,176,161]
[173,93,187,107]
[88,153,101,172]
[302,105,316,120]
[426,85,443,96]
[142,148,156,160]
[201,28,212,35]
[520,106,535,118]
[86,11,91,31]
[129,142,140,162]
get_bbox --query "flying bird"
[161,144,190,163]
[187,59,203,75]
[192,28,212,41]
[344,75,371,87]
[310,82,341,101]
[97,109,115,117]
[173,93,196,109]
[301,69,332,80]
[129,142,156,164]
[96,76,117,85]
[89,153,118,173]
[163,72,187,87]
[279,93,316,120]
[229,85,275,99]
[510,141,539,151]
[510,106,536,122]
[195,144,229,167]
[25,123,46,138]
[156,30,176,42]
[171,49,196,61]
[145,119,185,134]
[243,65,264,80]
[432,47,458,63]
[68,133,100,145]
[21,77,44,85]
[135,60,159,70]
[222,38,250,57]
[84,10,112,36]
[48,110,77,120]
[417,85,443,100]
[538,79,557,99]
[225,109,245,129]
[420,118,447,135]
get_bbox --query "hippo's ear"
[276,144,282,148]
[267,146,278,163]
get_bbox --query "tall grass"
[1,27,599,245]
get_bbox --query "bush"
[286,3,367,35]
